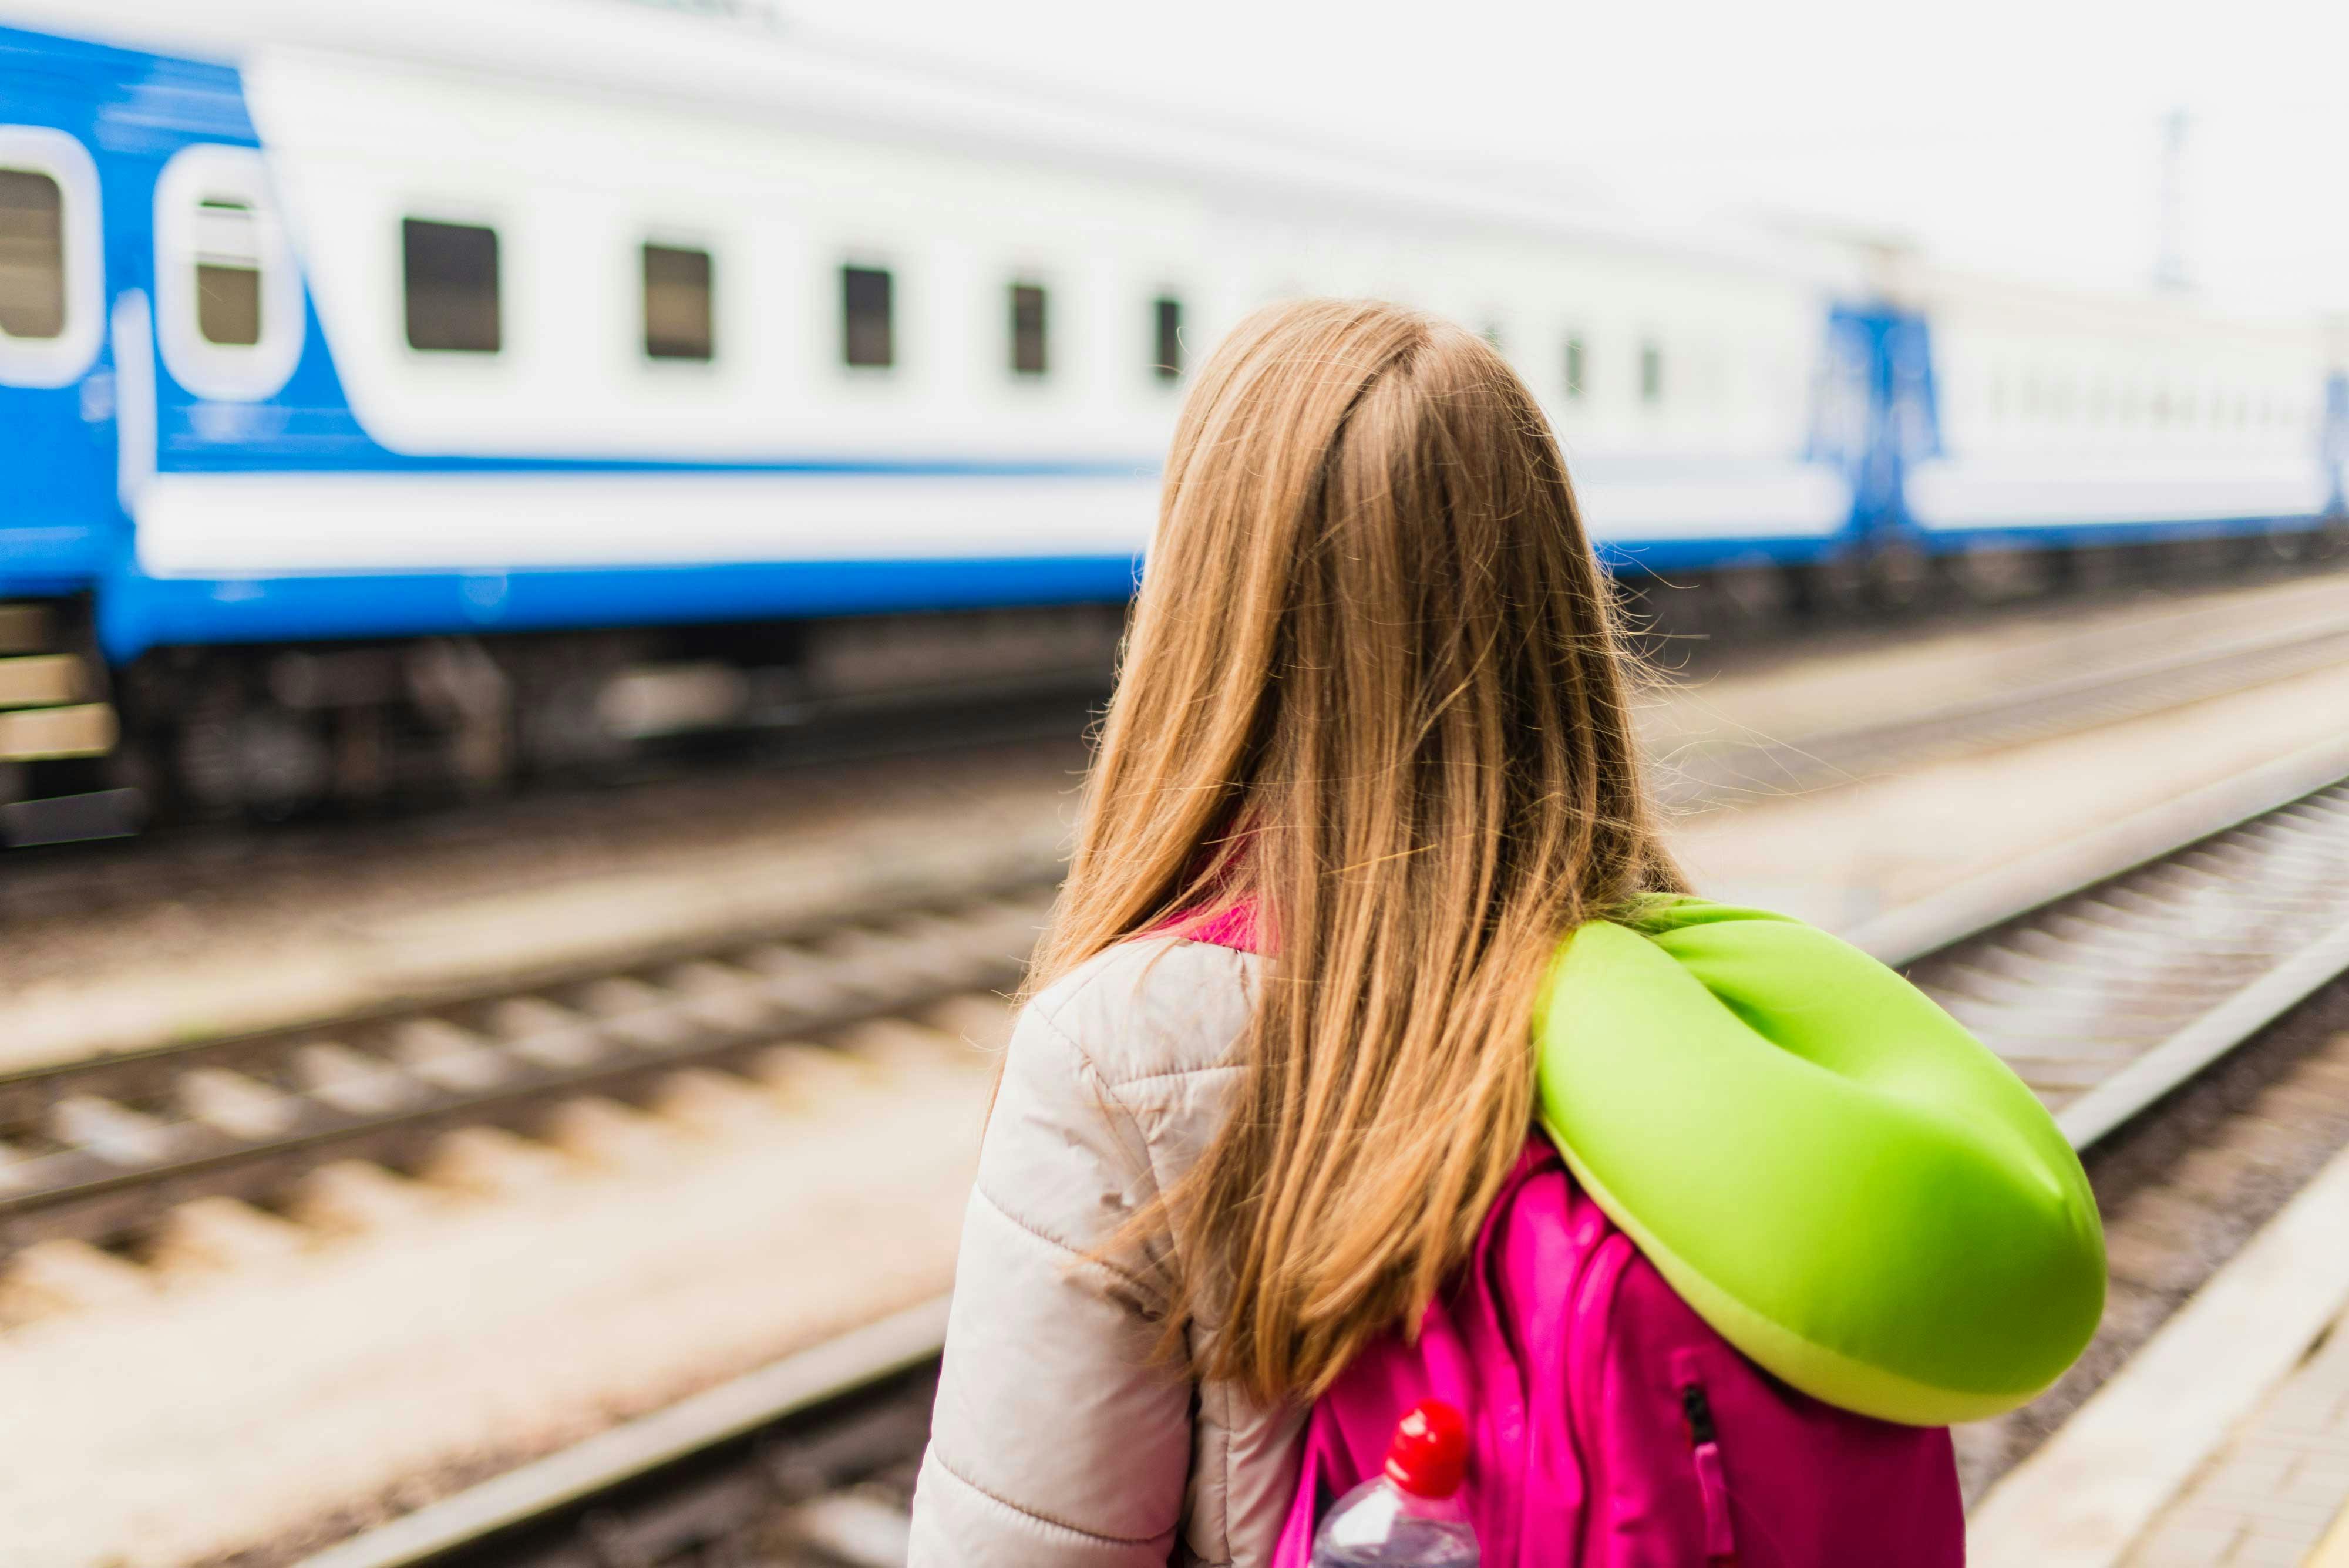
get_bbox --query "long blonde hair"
[1027,298,1682,1402]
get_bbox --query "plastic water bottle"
[1309,1399,1479,1566]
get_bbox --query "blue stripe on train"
[100,533,1866,659]
[95,505,2340,661]
[1910,514,2335,554]
[96,554,1152,659]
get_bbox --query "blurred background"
[4,2,2349,1564]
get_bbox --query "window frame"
[1007,277,1049,379]
[194,200,264,348]
[0,166,67,344]
[153,143,306,402]
[839,260,896,372]
[401,214,504,357]
[639,237,716,365]
[1149,291,1184,385]
[0,125,103,390]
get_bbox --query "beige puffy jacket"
[907,936,1306,1566]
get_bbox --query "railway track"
[1658,606,2349,809]
[272,737,2349,1568]
[0,862,1061,1264]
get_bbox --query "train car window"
[1639,339,1663,404]
[154,144,305,400]
[1009,281,1048,376]
[405,218,500,354]
[194,198,261,346]
[0,128,101,388]
[0,167,64,339]
[1564,334,1587,400]
[1152,295,1183,382]
[842,265,893,368]
[642,243,712,361]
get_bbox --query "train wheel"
[1864,537,1941,615]
[1948,544,2061,606]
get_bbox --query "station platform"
[1969,1125,2349,1566]
[2132,1320,2349,1566]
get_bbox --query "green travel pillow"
[1532,897,2105,1426]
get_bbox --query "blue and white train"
[0,0,2342,832]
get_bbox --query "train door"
[0,30,147,837]
[0,107,112,590]
[1810,304,1939,541]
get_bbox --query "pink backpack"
[1268,1142,1962,1566]
[1170,908,1964,1567]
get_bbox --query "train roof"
[0,0,1867,290]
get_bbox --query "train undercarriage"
[2,521,2343,846]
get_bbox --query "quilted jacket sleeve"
[907,986,1193,1567]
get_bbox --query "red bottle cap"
[1382,1399,1469,1499]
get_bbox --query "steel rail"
[1661,610,2349,809]
[0,867,1061,1256]
[1856,732,2349,1148]
[292,1297,952,1568]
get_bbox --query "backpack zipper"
[1681,1383,1719,1445]
[1677,1372,1740,1566]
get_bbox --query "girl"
[908,297,1684,1566]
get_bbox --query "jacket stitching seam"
[1109,1061,1247,1091]
[1029,967,1250,1103]
[970,1180,1156,1296]
[1028,994,1163,1207]
[929,1447,1179,1547]
[1029,943,1256,1095]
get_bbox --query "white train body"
[0,0,1865,659]
[1910,262,2339,540]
